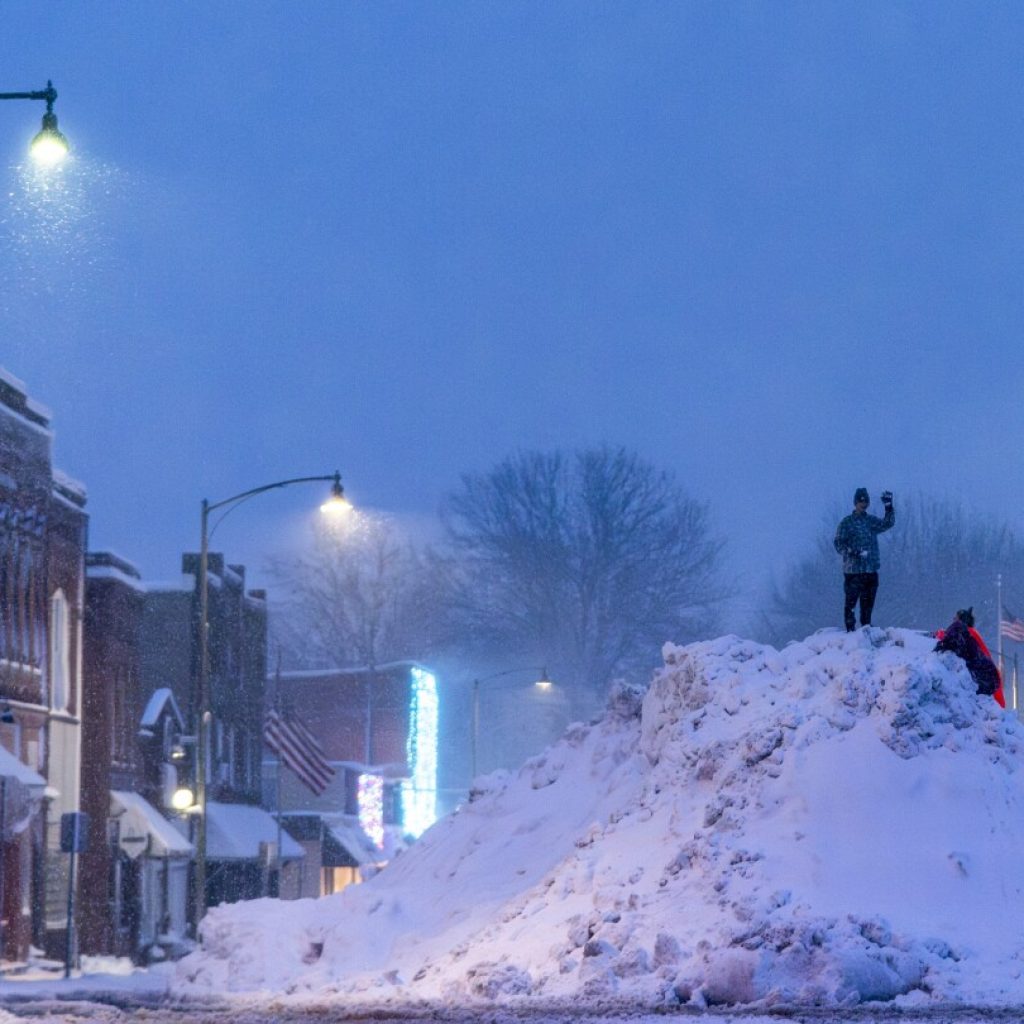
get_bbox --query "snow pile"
[174,628,1024,1008]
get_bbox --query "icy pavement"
[4,1000,1024,1023]
[172,629,1024,1012]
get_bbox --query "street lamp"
[0,80,69,166]
[320,473,351,515]
[171,786,194,812]
[471,667,552,781]
[193,471,350,932]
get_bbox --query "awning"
[323,816,382,868]
[111,790,193,860]
[0,745,45,790]
[205,801,305,862]
[0,746,47,840]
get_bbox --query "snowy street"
[5,998,1024,1024]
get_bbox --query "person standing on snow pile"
[934,607,1006,707]
[833,487,896,631]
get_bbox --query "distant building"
[0,367,88,963]
[263,661,440,896]
[79,553,192,963]
[141,553,304,910]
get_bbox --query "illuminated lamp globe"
[30,111,68,167]
[320,472,352,516]
[171,786,194,812]
[534,668,553,691]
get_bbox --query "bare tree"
[435,447,730,715]
[762,494,1024,645]
[267,512,434,671]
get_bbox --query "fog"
[2,2,1022,635]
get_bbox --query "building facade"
[141,552,301,911]
[0,368,88,962]
[263,661,440,897]
[79,553,193,963]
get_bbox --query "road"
[5,997,1024,1024]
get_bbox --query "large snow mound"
[174,628,1024,1009]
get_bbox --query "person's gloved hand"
[881,490,893,507]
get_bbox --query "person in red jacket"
[935,607,1006,708]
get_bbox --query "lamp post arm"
[0,82,57,110]
[205,473,340,514]
[476,665,546,687]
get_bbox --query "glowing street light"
[320,471,352,516]
[193,472,351,933]
[171,786,195,813]
[0,80,69,165]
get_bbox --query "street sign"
[60,811,89,854]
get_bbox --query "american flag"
[1001,608,1024,644]
[264,707,336,795]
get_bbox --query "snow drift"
[174,628,1024,1009]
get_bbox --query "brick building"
[141,552,303,911]
[264,661,440,897]
[79,553,192,962]
[0,368,88,963]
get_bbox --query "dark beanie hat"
[956,607,975,627]
[854,487,869,504]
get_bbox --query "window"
[49,589,70,710]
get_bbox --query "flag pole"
[1014,653,1019,717]
[997,573,1004,691]
[275,649,283,894]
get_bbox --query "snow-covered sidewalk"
[0,954,172,1004]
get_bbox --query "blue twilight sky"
[1,2,1023,624]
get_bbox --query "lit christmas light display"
[402,666,439,837]
[358,773,385,849]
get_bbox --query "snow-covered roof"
[52,467,87,502]
[86,550,141,576]
[87,564,147,593]
[202,801,304,862]
[111,790,192,859]
[140,688,184,730]
[0,367,51,436]
[0,745,46,790]
[0,366,28,395]
[145,574,195,594]
[323,815,383,866]
[50,487,88,514]
[220,564,243,588]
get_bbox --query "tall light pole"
[0,80,69,165]
[193,472,350,931]
[471,667,552,781]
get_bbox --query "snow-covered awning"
[324,817,382,867]
[140,687,184,730]
[111,790,193,860]
[0,746,47,840]
[0,745,46,791]
[205,801,305,862]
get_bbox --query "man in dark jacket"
[834,487,896,631]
